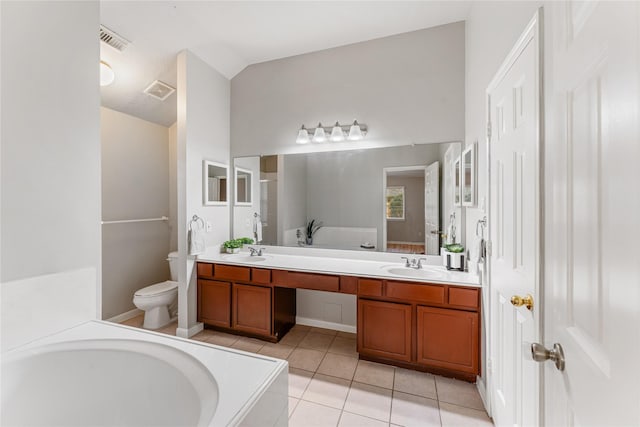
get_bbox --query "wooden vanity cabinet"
[358,299,412,362]
[197,279,231,328]
[232,283,271,336]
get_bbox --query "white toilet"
[133,251,179,330]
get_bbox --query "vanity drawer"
[197,263,214,278]
[273,270,339,292]
[386,281,445,304]
[340,276,358,294]
[252,268,272,284]
[358,279,383,297]
[448,287,479,309]
[215,264,250,282]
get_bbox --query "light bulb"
[348,120,363,141]
[100,61,115,86]
[312,123,326,143]
[296,125,310,144]
[330,122,345,142]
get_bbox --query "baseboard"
[476,375,491,417]
[106,308,143,324]
[296,316,357,334]
[176,322,203,339]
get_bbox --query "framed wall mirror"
[453,155,462,207]
[203,160,228,205]
[462,144,475,207]
[235,167,253,206]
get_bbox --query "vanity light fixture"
[296,120,367,144]
[312,122,327,143]
[296,125,311,144]
[100,61,115,86]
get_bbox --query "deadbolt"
[531,342,565,371]
[511,294,534,311]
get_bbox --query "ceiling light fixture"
[100,61,115,86]
[296,120,367,144]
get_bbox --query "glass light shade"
[312,123,326,143]
[296,125,310,144]
[100,61,115,86]
[348,120,363,140]
[330,122,345,142]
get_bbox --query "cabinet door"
[358,299,412,362]
[416,306,479,374]
[233,283,272,336]
[198,279,231,328]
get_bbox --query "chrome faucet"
[400,256,427,269]
[248,247,264,256]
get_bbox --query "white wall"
[0,1,101,349]
[232,156,261,240]
[231,22,465,157]
[177,50,230,337]
[100,107,171,320]
[169,123,178,252]
[277,154,307,245]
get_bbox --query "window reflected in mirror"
[235,167,253,205]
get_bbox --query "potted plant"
[222,237,254,254]
[304,219,323,246]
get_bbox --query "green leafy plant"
[236,237,254,245]
[223,239,243,250]
[305,219,323,239]
[444,243,465,253]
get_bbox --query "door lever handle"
[531,342,565,371]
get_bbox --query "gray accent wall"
[101,107,171,320]
[231,22,465,157]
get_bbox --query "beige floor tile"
[231,336,265,353]
[353,360,395,389]
[280,329,310,346]
[394,368,437,399]
[317,353,358,380]
[338,411,389,427]
[120,315,144,327]
[435,376,485,411]
[289,400,342,427]
[344,382,393,422]
[157,321,177,335]
[291,324,312,333]
[299,332,336,351]
[203,331,239,347]
[302,373,351,409]
[310,326,339,336]
[289,397,300,417]
[390,391,440,427]
[439,402,493,427]
[328,337,358,356]
[258,342,295,359]
[336,331,357,340]
[289,368,314,398]
[191,329,218,342]
[288,348,326,372]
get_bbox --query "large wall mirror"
[203,160,228,205]
[232,142,465,256]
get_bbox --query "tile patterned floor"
[119,316,493,426]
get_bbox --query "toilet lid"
[134,281,178,297]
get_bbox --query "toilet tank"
[167,251,179,281]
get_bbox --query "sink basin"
[221,255,266,263]
[384,267,446,280]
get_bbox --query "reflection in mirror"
[235,167,252,205]
[453,155,461,207]
[203,160,228,205]
[233,142,464,256]
[462,144,475,207]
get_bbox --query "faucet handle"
[417,257,428,268]
[257,247,265,256]
[248,246,257,256]
[400,256,411,267]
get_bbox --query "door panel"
[425,161,440,255]
[545,2,640,425]
[357,299,412,362]
[198,279,231,328]
[232,283,271,336]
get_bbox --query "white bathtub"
[1,321,288,426]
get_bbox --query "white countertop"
[197,246,481,288]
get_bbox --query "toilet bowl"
[133,251,179,330]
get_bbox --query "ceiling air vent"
[99,25,130,52]
[143,80,176,101]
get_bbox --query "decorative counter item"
[222,237,254,254]
[442,243,465,271]
[304,219,323,246]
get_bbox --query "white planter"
[442,249,465,271]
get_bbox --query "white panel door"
[487,11,541,427]
[425,161,440,255]
[544,2,640,425]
